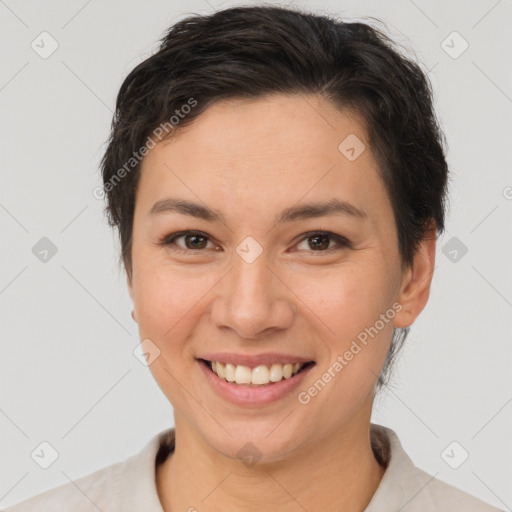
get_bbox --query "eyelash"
[159,230,352,255]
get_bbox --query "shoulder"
[409,463,505,512]
[2,461,123,512]
[367,423,505,512]
[3,428,173,512]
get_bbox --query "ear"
[126,272,137,322]
[126,272,133,298]
[394,223,437,328]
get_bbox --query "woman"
[5,5,504,511]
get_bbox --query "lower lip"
[198,359,315,407]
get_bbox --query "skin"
[127,93,436,512]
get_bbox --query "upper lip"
[198,352,315,368]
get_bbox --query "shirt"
[3,423,505,511]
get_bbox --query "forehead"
[136,94,392,229]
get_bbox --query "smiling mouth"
[199,358,316,387]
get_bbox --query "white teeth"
[224,363,236,382]
[216,362,226,379]
[209,361,306,386]
[252,365,270,385]
[234,365,252,384]
[269,364,283,382]
[283,363,293,379]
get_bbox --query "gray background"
[1,0,511,509]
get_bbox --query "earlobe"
[126,274,137,323]
[126,273,134,300]
[394,227,437,329]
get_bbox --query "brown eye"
[161,230,216,252]
[295,231,351,252]
[308,233,330,250]
[181,233,208,249]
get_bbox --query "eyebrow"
[148,197,367,223]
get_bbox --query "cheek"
[133,262,214,344]
[290,266,394,423]
[133,268,205,395]
[292,262,395,386]
[295,264,392,335]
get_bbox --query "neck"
[156,413,386,512]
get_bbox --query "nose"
[210,253,295,339]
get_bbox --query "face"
[128,93,433,461]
